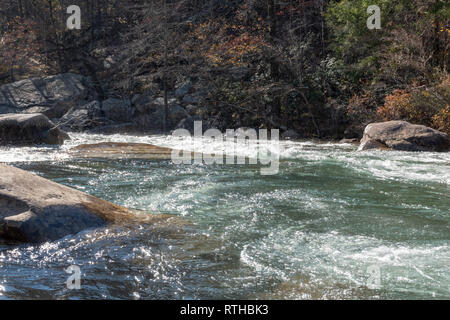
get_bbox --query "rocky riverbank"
[1,73,450,154]
[0,73,213,135]
[0,163,177,243]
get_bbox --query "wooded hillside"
[1,0,448,137]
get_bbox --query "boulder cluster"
[0,73,208,137]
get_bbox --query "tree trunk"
[267,0,277,38]
[163,0,169,133]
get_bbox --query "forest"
[1,0,449,138]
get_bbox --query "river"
[0,133,449,299]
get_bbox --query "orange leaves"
[436,74,450,94]
[377,90,412,120]
[377,76,450,132]
[345,91,379,123]
[347,92,375,114]
[432,105,450,134]
[189,17,268,68]
[431,76,450,134]
[208,32,265,67]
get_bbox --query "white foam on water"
[240,226,450,299]
[1,132,448,186]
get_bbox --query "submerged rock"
[0,113,68,146]
[69,142,201,162]
[0,164,151,243]
[70,142,177,160]
[358,121,450,152]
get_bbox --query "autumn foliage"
[377,90,414,122]
[377,76,450,134]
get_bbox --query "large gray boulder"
[58,100,142,134]
[0,164,152,243]
[0,73,97,118]
[358,121,450,152]
[0,113,68,145]
[57,100,114,132]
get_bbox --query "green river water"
[0,133,449,299]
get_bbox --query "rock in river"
[0,163,165,243]
[70,142,177,160]
[358,121,450,152]
[0,113,69,146]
